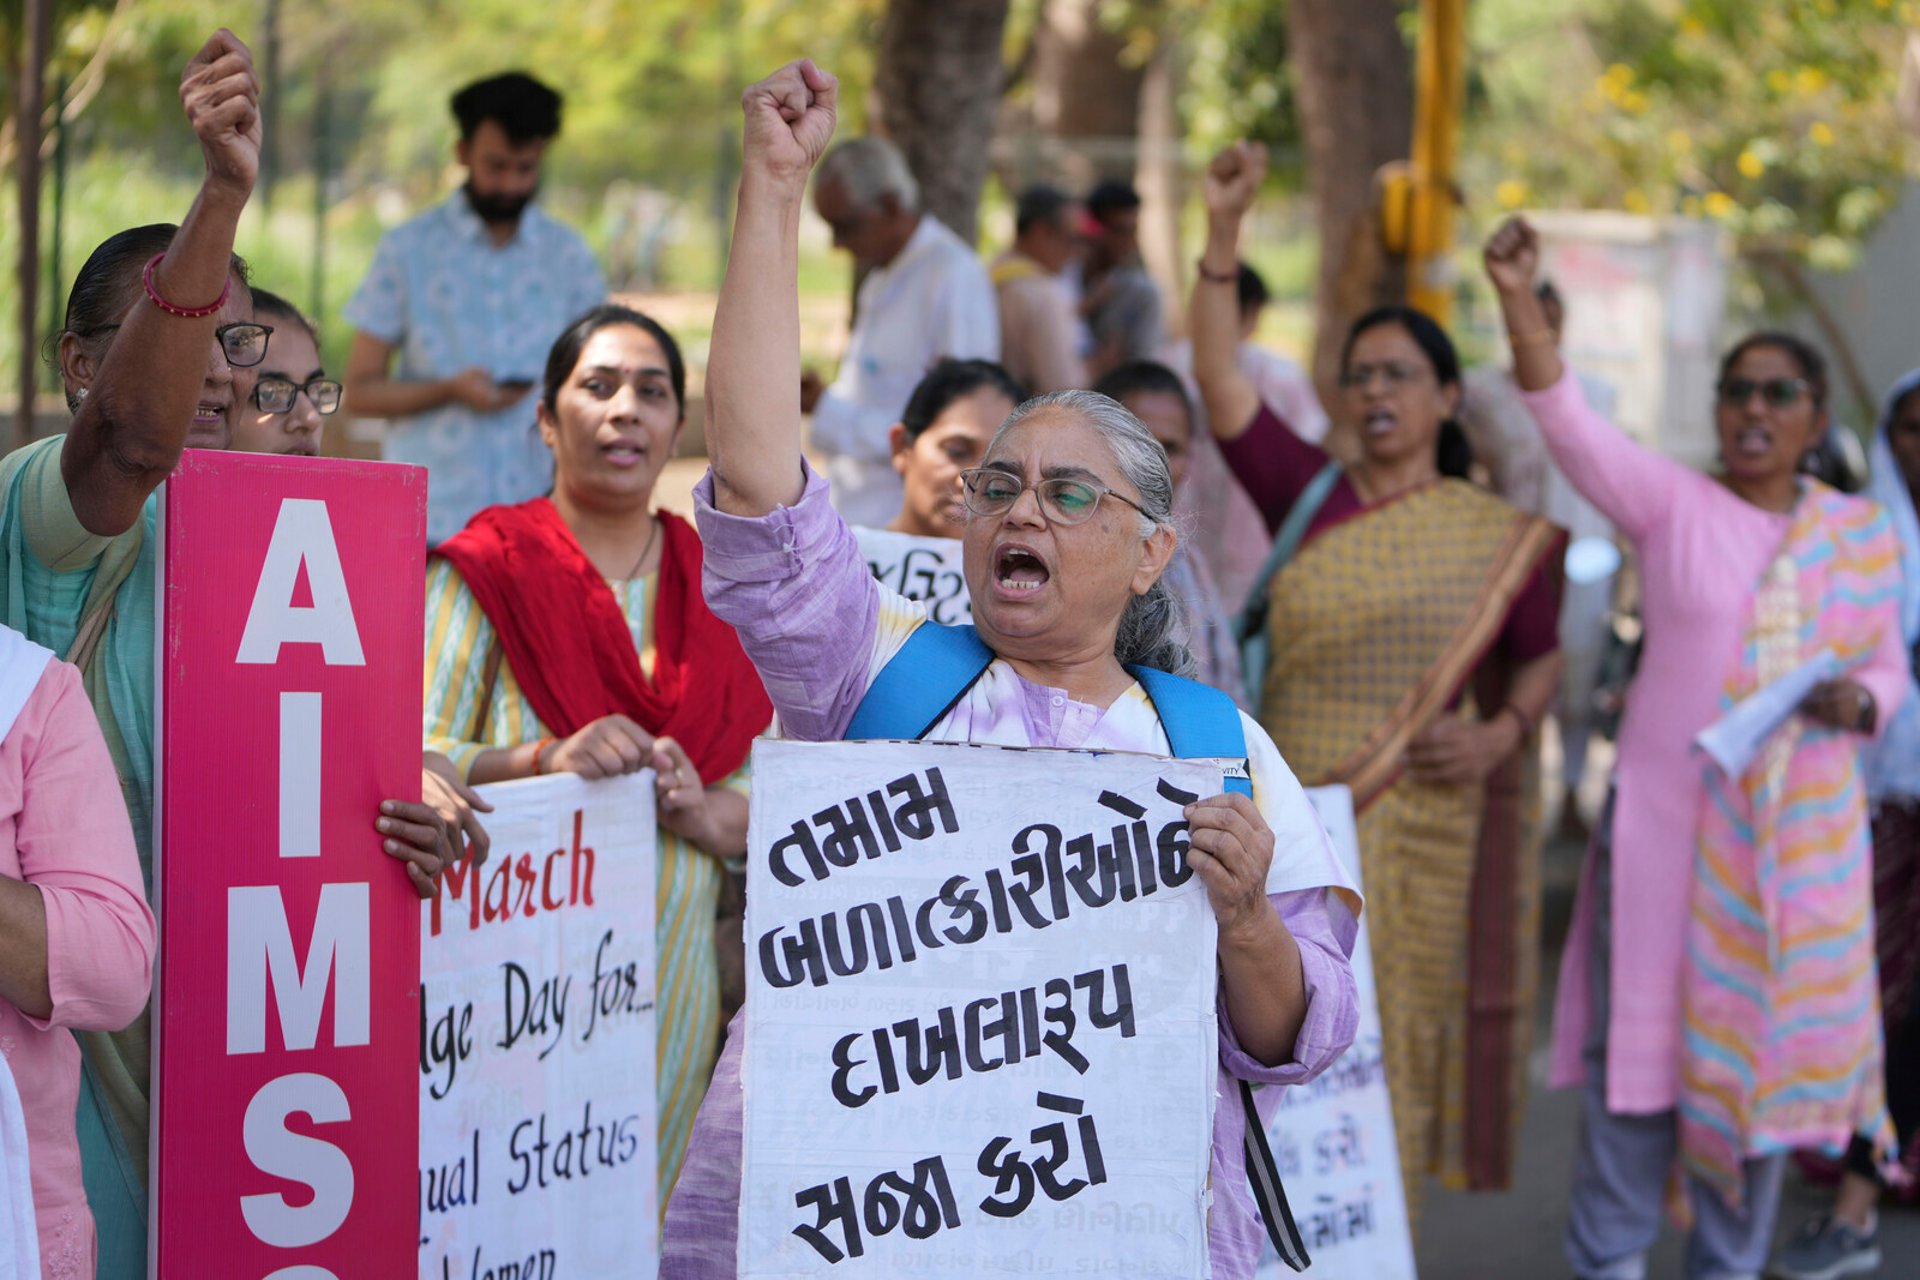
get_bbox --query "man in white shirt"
[802,137,999,525]
[343,72,605,544]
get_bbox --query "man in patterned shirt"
[345,71,605,544]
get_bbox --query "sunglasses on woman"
[1717,377,1809,408]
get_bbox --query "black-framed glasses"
[78,321,273,368]
[958,467,1151,526]
[1717,377,1809,409]
[1338,361,1429,391]
[253,376,342,415]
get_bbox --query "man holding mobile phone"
[343,72,606,544]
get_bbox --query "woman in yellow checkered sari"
[1192,144,1565,1231]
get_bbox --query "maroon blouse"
[1218,401,1561,664]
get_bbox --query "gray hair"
[990,390,1194,677]
[816,136,920,213]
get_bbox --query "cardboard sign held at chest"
[152,451,426,1277]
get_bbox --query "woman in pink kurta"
[0,624,156,1275]
[1486,221,1908,1280]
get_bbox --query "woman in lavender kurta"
[660,61,1360,1280]
[1485,221,1909,1280]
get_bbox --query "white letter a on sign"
[236,499,365,666]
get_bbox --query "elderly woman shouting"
[660,60,1360,1280]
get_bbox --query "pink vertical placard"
[153,451,426,1277]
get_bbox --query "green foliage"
[1467,0,1916,271]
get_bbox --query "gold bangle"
[1508,328,1559,348]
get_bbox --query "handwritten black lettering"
[757,778,1192,989]
[793,1156,961,1264]
[769,768,959,886]
[505,1100,644,1194]
[977,1093,1108,1218]
[582,929,654,1044]
[830,966,1135,1108]
[420,985,475,1101]
[497,962,570,1061]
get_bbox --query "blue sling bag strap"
[844,622,1312,1271]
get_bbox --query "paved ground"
[1416,833,1920,1280]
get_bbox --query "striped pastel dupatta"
[1682,480,1903,1207]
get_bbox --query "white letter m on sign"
[226,884,371,1054]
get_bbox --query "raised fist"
[1204,141,1268,221]
[1483,216,1543,296]
[180,29,261,200]
[740,59,839,187]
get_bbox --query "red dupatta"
[434,498,770,784]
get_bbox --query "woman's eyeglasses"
[1717,377,1810,409]
[253,376,343,415]
[958,468,1149,526]
[80,321,273,368]
[1338,361,1428,391]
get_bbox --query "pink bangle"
[141,253,230,319]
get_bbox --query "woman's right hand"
[545,714,657,780]
[181,29,261,203]
[739,59,838,190]
[1204,141,1267,223]
[1483,216,1542,297]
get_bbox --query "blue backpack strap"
[845,622,995,741]
[1131,666,1254,797]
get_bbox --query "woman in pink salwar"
[0,624,155,1275]
[1483,219,1908,1280]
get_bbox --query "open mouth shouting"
[1729,424,1774,461]
[1363,406,1398,438]
[992,542,1052,599]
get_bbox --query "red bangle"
[531,737,556,776]
[1196,259,1237,284]
[141,253,230,319]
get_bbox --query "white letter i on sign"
[280,692,321,859]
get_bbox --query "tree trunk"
[15,0,52,450]
[1289,0,1414,403]
[872,0,1012,246]
[1135,30,1185,337]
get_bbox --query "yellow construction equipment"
[1382,0,1470,325]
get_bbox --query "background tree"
[871,0,1011,243]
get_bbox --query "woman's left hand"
[1184,793,1278,941]
[1407,715,1517,787]
[653,736,746,856]
[1802,678,1876,733]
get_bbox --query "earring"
[75,388,88,402]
